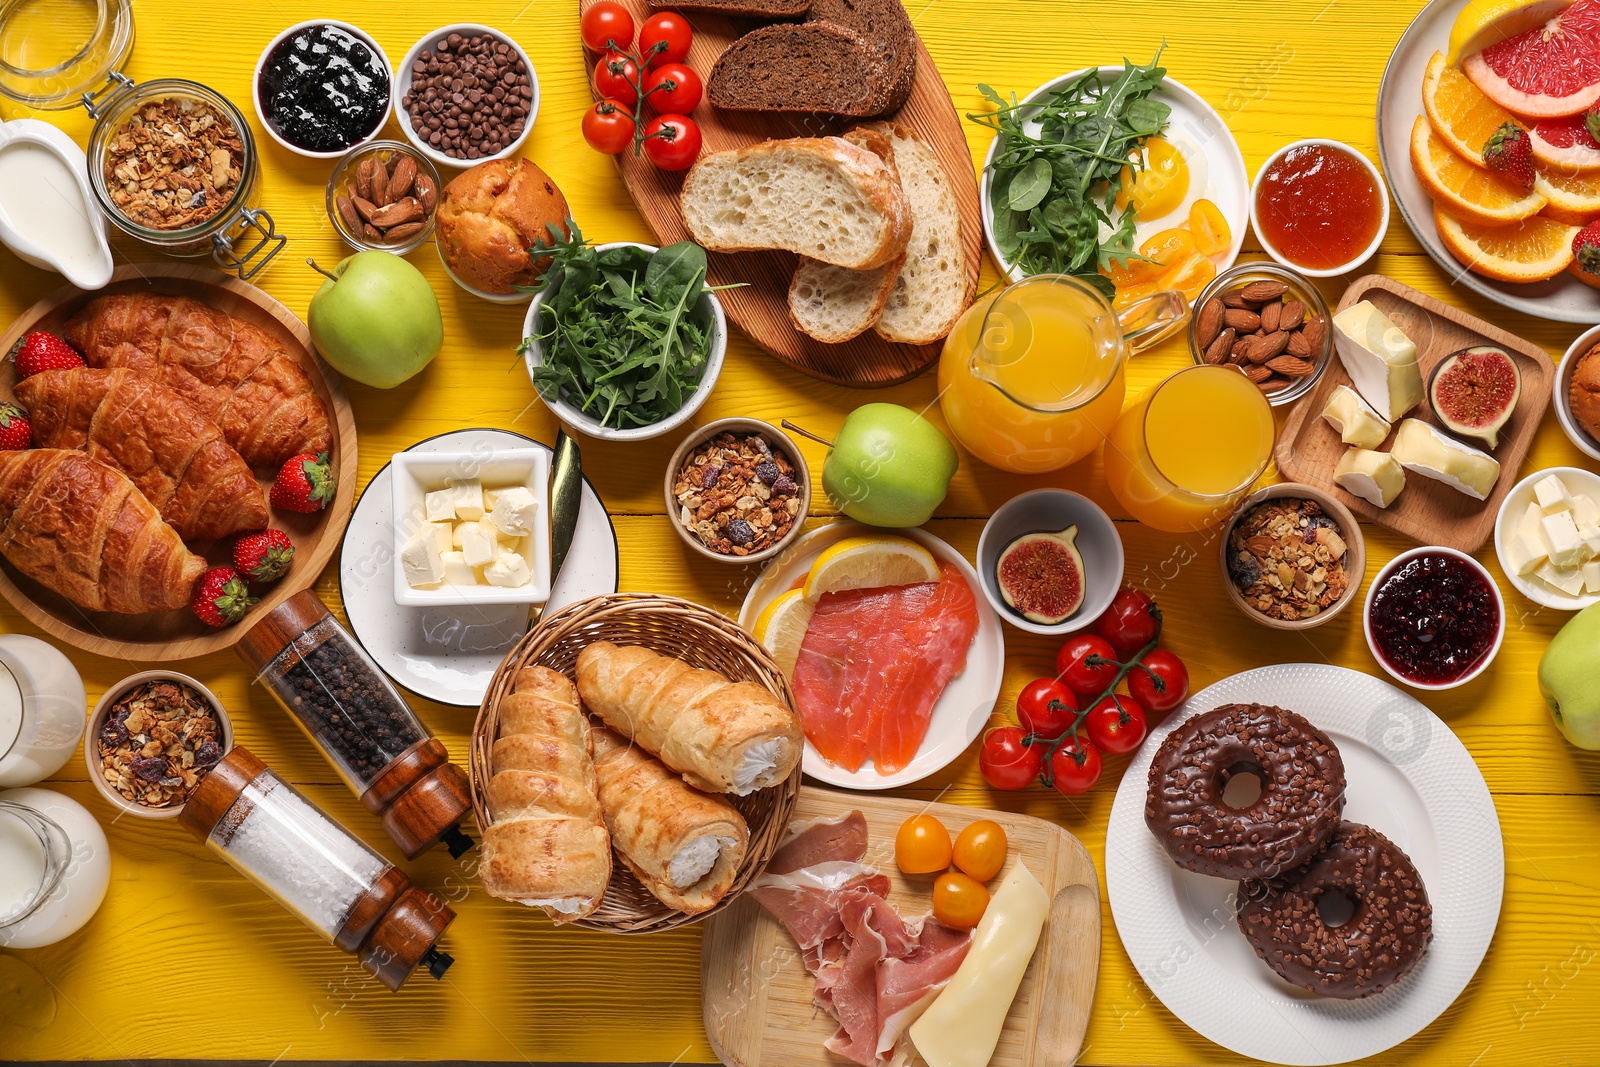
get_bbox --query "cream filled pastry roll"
[575,641,802,795]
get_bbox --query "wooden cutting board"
[701,786,1100,1067]
[1276,274,1552,554]
[577,0,983,387]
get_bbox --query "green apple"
[821,403,958,527]
[1541,602,1600,749]
[308,251,443,388]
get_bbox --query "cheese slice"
[1320,384,1391,449]
[1389,419,1500,501]
[1333,447,1406,508]
[1332,301,1424,421]
[1516,501,1551,574]
[910,862,1048,1067]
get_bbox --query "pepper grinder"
[237,591,473,859]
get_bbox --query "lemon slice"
[803,535,940,601]
[752,588,815,680]
[1448,0,1571,63]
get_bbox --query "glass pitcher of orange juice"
[937,275,1185,474]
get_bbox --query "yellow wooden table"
[2,1,1597,1064]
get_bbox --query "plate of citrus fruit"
[739,524,1005,790]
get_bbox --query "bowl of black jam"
[1363,546,1506,691]
[254,21,392,158]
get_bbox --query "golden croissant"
[16,368,270,541]
[0,449,207,613]
[64,292,333,469]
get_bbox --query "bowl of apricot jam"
[1250,139,1389,278]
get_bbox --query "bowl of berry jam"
[1363,546,1505,691]
[1250,139,1389,278]
[253,21,392,159]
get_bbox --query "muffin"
[1572,343,1600,444]
[435,158,571,295]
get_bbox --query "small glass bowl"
[1188,261,1333,408]
[0,0,134,109]
[325,140,441,255]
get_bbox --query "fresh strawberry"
[0,403,30,450]
[1574,221,1600,285]
[7,332,84,378]
[270,451,335,513]
[232,529,295,583]
[190,567,258,628]
[1482,122,1536,193]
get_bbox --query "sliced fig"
[1429,345,1521,449]
[996,524,1085,624]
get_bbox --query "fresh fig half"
[1429,345,1521,449]
[996,524,1085,624]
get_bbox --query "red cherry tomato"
[1129,649,1190,714]
[1048,736,1102,795]
[581,1,636,53]
[978,726,1043,791]
[639,12,692,67]
[581,99,635,155]
[594,52,640,106]
[1056,634,1120,698]
[1084,695,1148,755]
[1092,587,1160,657]
[1016,677,1077,740]
[644,62,703,113]
[641,114,701,170]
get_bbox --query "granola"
[1226,498,1351,621]
[103,97,244,231]
[97,680,224,808]
[674,432,801,556]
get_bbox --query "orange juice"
[1104,366,1276,532]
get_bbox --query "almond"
[1302,315,1327,352]
[1286,330,1312,358]
[414,174,437,215]
[1196,297,1225,349]
[371,161,394,208]
[384,221,426,242]
[1279,300,1306,331]
[1260,300,1282,333]
[1243,363,1273,383]
[1241,280,1290,302]
[1254,331,1290,361]
[369,197,422,228]
[355,158,376,202]
[335,194,361,235]
[387,155,418,204]
[1204,327,1236,365]
[1266,354,1315,376]
[1261,376,1294,393]
[1223,308,1261,333]
[1222,289,1255,310]
[1230,338,1252,365]
[351,196,379,223]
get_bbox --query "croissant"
[575,641,803,795]
[479,666,612,921]
[590,724,749,915]
[16,368,270,541]
[0,449,207,613]
[63,292,333,469]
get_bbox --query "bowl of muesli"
[665,418,810,564]
[84,672,232,820]
[1219,484,1366,631]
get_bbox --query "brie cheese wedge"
[1332,301,1424,421]
[1389,419,1500,501]
[1320,384,1391,449]
[1334,447,1406,508]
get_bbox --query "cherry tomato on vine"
[581,99,635,155]
[978,726,1042,791]
[593,52,640,106]
[932,871,990,929]
[1048,736,1102,795]
[1091,587,1159,657]
[641,114,701,169]
[1129,648,1189,714]
[1016,677,1077,739]
[1056,634,1119,698]
[644,62,703,113]
[952,820,1008,882]
[580,1,636,53]
[639,12,692,67]
[1084,695,1148,755]
[894,813,953,875]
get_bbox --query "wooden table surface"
[2,1,1597,1065]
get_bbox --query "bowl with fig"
[1188,262,1332,408]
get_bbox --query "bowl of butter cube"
[1493,467,1600,611]
[390,448,552,606]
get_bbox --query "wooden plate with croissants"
[0,264,357,661]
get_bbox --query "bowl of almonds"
[1189,262,1332,408]
[326,140,442,254]
[1218,483,1365,631]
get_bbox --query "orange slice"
[1422,51,1522,163]
[1434,205,1578,281]
[1534,167,1600,223]
[1411,115,1547,226]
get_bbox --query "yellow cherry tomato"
[952,819,1008,882]
[1103,254,1165,290]
[1116,137,1191,220]
[895,813,953,875]
[932,871,990,929]
[1138,227,1198,268]
[1157,252,1218,303]
[1188,198,1232,257]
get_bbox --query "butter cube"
[1536,561,1587,597]
[424,488,457,523]
[400,531,445,587]
[1541,509,1586,568]
[1585,560,1600,593]
[1573,494,1600,527]
[458,520,497,568]
[1332,301,1425,421]
[496,528,524,550]
[422,521,453,556]
[483,550,532,588]
[482,488,498,512]
[451,479,485,520]
[441,550,477,586]
[1519,501,1551,570]
[1579,520,1600,559]
[1534,474,1575,512]
[489,485,539,538]
[1503,532,1544,578]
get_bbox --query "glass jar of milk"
[0,787,111,949]
[0,635,86,789]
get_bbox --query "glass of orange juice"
[937,274,1185,474]
[1104,365,1277,533]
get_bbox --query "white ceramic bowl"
[1556,324,1600,462]
[391,23,539,171]
[84,672,233,821]
[441,259,534,305]
[521,242,726,442]
[251,20,392,160]
[1362,546,1506,691]
[390,447,552,607]
[974,488,1124,635]
[1493,466,1600,611]
[1249,138,1390,278]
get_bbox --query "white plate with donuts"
[1104,663,1503,1066]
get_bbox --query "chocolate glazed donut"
[1238,821,1433,999]
[1144,703,1345,879]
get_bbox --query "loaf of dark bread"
[648,0,809,13]
[707,22,889,117]
[806,0,917,114]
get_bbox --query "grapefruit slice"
[1450,0,1575,62]
[1535,165,1600,220]
[1410,115,1548,226]
[1435,205,1579,281]
[1462,0,1600,117]
[1423,51,1524,162]
[1529,114,1600,172]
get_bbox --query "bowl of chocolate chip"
[393,24,539,170]
[85,672,233,820]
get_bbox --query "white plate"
[737,523,1004,790]
[979,68,1249,281]
[1379,0,1600,323]
[339,429,618,707]
[1106,664,1503,1066]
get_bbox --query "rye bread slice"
[648,0,809,15]
[806,0,917,114]
[707,22,892,116]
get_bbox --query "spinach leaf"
[1005,157,1052,212]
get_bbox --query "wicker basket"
[470,592,802,933]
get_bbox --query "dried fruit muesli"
[104,98,244,231]
[97,680,224,808]
[674,432,801,556]
[1226,498,1351,621]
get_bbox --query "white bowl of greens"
[521,237,726,442]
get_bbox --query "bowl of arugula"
[520,232,726,441]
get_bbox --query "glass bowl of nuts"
[1188,262,1333,408]
[326,140,441,254]
[84,672,233,820]
[664,418,811,564]
[1218,483,1366,631]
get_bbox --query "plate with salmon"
[739,523,1005,789]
